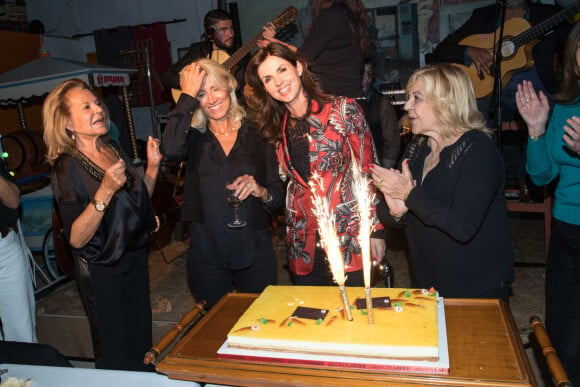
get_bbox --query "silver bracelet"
[261,192,273,204]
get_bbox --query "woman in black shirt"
[371,65,514,303]
[162,59,283,309]
[44,78,161,371]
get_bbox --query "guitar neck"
[222,32,262,71]
[513,1,580,48]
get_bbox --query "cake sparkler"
[310,173,353,321]
[351,162,376,324]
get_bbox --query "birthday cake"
[224,285,440,360]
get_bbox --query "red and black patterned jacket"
[276,96,384,275]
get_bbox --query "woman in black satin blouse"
[43,78,162,371]
[162,59,283,310]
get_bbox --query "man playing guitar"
[430,0,573,201]
[431,0,572,122]
[161,9,240,91]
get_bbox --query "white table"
[0,363,200,387]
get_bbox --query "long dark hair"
[309,0,370,56]
[244,42,331,145]
[554,21,580,104]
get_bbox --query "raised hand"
[146,136,163,168]
[180,62,206,98]
[371,159,415,201]
[563,116,580,155]
[102,159,127,193]
[257,23,278,48]
[515,80,550,137]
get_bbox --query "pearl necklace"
[210,119,241,137]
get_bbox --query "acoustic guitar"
[171,6,298,103]
[454,0,580,99]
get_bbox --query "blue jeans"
[545,219,580,385]
[0,229,36,343]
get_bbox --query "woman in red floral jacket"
[245,42,385,286]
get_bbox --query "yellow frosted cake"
[225,285,440,360]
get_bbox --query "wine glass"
[226,185,247,228]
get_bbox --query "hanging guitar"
[454,0,580,99]
[171,6,298,103]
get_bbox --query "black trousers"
[187,229,278,310]
[291,245,365,287]
[75,248,154,371]
[545,219,580,385]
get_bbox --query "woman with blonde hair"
[162,58,283,309]
[43,78,162,370]
[371,64,514,302]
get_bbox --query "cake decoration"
[325,315,338,326]
[291,306,328,320]
[354,296,391,309]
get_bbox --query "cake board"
[218,297,449,374]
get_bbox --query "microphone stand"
[489,0,507,153]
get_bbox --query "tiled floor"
[35,211,554,385]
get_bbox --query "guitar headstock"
[272,6,298,29]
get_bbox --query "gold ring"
[246,183,251,188]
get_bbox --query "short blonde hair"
[43,78,109,165]
[406,64,489,138]
[190,58,245,130]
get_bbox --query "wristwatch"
[91,199,107,212]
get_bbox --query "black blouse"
[298,4,365,98]
[51,142,156,265]
[162,94,284,269]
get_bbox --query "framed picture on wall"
[367,4,419,90]
[438,0,493,40]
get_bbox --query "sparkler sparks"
[352,163,376,324]
[310,174,352,320]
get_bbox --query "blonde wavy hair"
[190,58,245,130]
[43,78,110,165]
[406,64,490,138]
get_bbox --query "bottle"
[372,257,393,288]
[382,259,393,288]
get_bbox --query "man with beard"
[161,9,238,91]
[430,0,571,201]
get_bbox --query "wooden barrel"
[2,134,26,171]
[2,130,46,171]
[1,130,50,193]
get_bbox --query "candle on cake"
[351,163,376,324]
[310,174,353,321]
